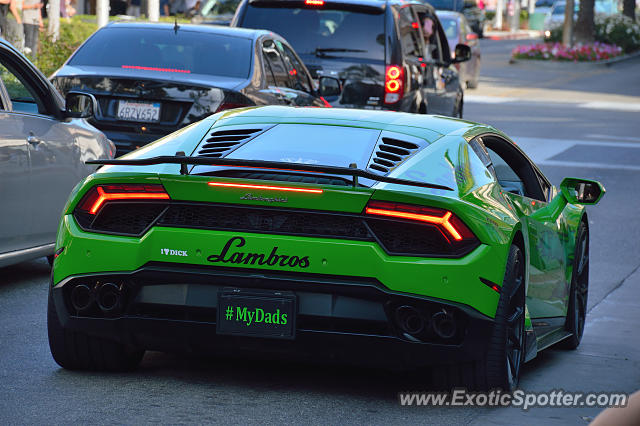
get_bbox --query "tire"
[560,221,589,350]
[48,289,144,371]
[430,245,526,390]
[46,255,54,267]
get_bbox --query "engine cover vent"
[196,126,267,158]
[367,133,426,174]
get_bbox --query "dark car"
[437,10,480,89]
[51,23,336,156]
[232,0,471,116]
[424,0,486,38]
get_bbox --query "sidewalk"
[484,29,544,40]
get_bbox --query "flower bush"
[512,42,623,61]
[594,14,640,53]
[543,13,640,54]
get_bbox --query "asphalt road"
[1,39,639,425]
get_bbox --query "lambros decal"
[207,236,310,268]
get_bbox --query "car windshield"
[68,27,252,78]
[242,6,385,61]
[439,17,459,39]
[227,124,381,169]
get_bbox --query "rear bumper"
[51,263,494,368]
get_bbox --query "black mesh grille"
[158,204,373,240]
[81,203,168,236]
[367,219,478,257]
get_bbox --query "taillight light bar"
[384,65,404,104]
[208,181,323,194]
[365,201,475,242]
[77,184,170,215]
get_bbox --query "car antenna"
[174,19,180,35]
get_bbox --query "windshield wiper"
[312,48,367,57]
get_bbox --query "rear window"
[227,124,380,169]
[241,6,385,61]
[68,27,252,78]
[439,17,459,39]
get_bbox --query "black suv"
[232,0,471,117]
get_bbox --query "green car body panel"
[51,106,603,365]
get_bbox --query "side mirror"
[560,177,605,205]
[317,76,341,98]
[65,91,97,119]
[532,177,605,223]
[452,43,472,63]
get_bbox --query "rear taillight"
[305,0,324,5]
[384,65,404,104]
[77,184,170,216]
[365,201,478,256]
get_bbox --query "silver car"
[0,38,113,267]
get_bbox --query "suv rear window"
[241,5,385,61]
[68,27,252,78]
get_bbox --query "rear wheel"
[48,289,144,371]
[560,221,589,349]
[431,245,525,390]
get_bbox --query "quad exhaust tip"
[395,305,426,335]
[96,282,122,312]
[70,284,93,311]
[432,310,457,339]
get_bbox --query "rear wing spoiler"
[86,155,453,191]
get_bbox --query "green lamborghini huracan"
[48,106,604,390]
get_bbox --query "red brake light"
[121,65,190,74]
[384,65,404,104]
[78,184,170,215]
[411,22,420,29]
[208,182,323,194]
[365,201,475,242]
[305,0,324,5]
[466,33,479,41]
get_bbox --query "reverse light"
[365,201,475,242]
[384,65,404,104]
[77,184,170,215]
[208,182,323,194]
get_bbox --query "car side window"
[398,7,423,58]
[280,44,312,93]
[261,51,277,88]
[482,136,546,201]
[417,12,443,62]
[0,61,41,114]
[262,39,291,88]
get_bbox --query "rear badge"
[241,193,288,203]
[208,236,310,268]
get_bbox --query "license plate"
[217,288,296,340]
[117,100,160,122]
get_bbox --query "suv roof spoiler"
[86,155,453,191]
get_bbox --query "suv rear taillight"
[384,65,404,104]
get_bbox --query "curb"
[485,30,544,40]
[509,50,640,68]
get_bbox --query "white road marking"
[537,160,640,171]
[511,137,640,170]
[579,101,640,112]
[586,134,640,143]
[464,95,517,103]
[466,96,640,112]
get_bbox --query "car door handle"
[26,134,41,145]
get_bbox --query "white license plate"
[117,101,160,122]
